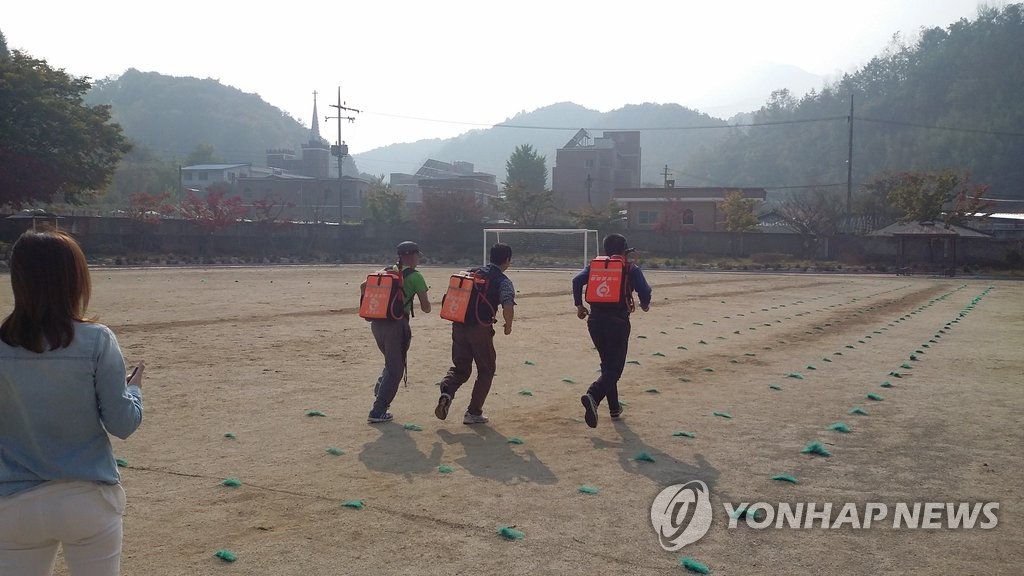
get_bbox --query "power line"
[361,109,849,132]
[855,116,1024,138]
[763,182,848,191]
[624,116,848,131]
[364,106,1024,138]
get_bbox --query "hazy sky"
[4,0,991,154]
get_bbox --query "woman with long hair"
[0,227,145,576]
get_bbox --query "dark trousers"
[369,318,412,416]
[439,323,497,416]
[585,313,631,412]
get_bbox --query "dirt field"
[5,265,1021,575]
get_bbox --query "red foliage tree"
[250,192,295,256]
[180,184,246,234]
[251,192,294,226]
[127,191,175,224]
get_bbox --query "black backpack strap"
[623,262,636,312]
[402,267,416,318]
[471,265,501,324]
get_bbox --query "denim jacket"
[0,322,143,497]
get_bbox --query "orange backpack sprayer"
[439,268,496,325]
[585,252,635,312]
[359,266,406,321]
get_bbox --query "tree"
[945,176,993,228]
[250,192,294,256]
[776,189,845,237]
[855,173,904,233]
[570,200,625,234]
[126,191,175,251]
[887,172,949,223]
[186,143,221,166]
[251,192,293,225]
[886,170,992,227]
[491,183,556,226]
[105,145,181,211]
[415,190,483,246]
[719,191,758,231]
[505,144,547,192]
[495,144,556,225]
[180,183,246,233]
[0,49,132,207]
[365,175,406,225]
[774,188,844,257]
[128,191,176,223]
[682,6,1024,203]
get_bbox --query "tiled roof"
[868,221,990,237]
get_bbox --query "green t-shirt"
[395,266,428,315]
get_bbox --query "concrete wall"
[0,217,1018,268]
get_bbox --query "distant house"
[179,94,368,222]
[613,187,767,231]
[757,209,801,233]
[7,208,62,232]
[551,129,641,211]
[972,212,1024,239]
[391,159,499,207]
[179,163,269,189]
[234,173,368,224]
[868,220,990,275]
[964,199,1024,239]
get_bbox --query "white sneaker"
[463,411,489,425]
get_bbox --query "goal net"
[483,229,599,268]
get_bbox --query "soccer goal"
[483,229,600,267]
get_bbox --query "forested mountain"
[85,69,312,164]
[355,102,727,184]
[683,4,1024,201]
[80,5,1023,202]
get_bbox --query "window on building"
[199,172,208,181]
[638,210,659,225]
[681,209,694,225]
[184,173,193,181]
[585,159,594,168]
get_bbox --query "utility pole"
[846,93,854,234]
[177,165,183,216]
[327,86,359,223]
[662,164,672,188]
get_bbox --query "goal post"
[483,228,600,267]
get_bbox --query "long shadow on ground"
[359,424,443,480]
[592,419,720,490]
[436,426,558,485]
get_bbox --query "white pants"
[0,481,125,576]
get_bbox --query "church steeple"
[310,90,321,142]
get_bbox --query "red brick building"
[552,130,641,211]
